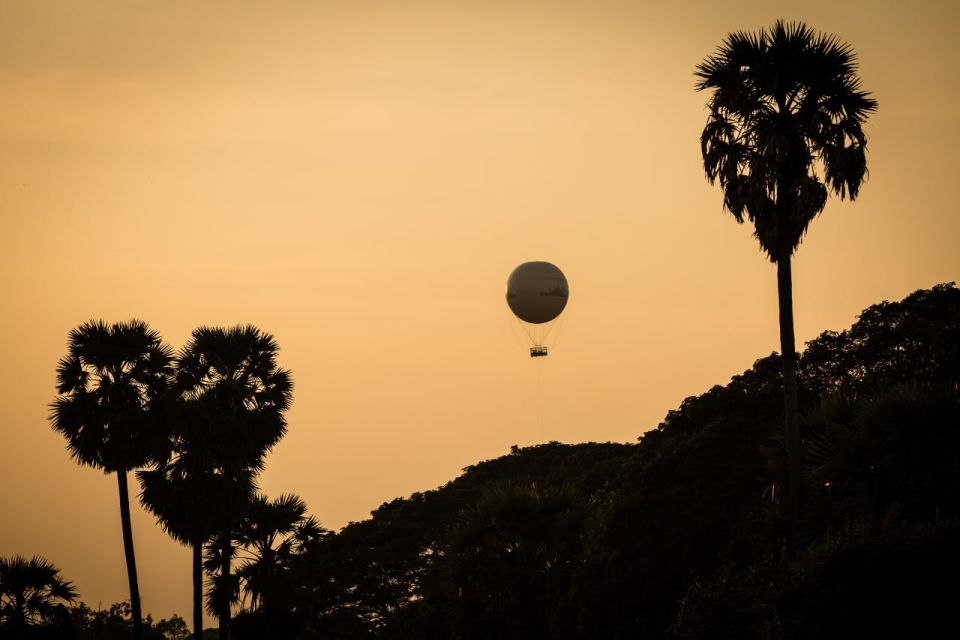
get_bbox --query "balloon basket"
[530,346,548,358]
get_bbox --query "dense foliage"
[235,282,959,638]
[30,283,958,638]
[66,602,192,640]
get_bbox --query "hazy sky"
[2,0,957,623]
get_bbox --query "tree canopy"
[283,282,959,639]
[31,283,960,639]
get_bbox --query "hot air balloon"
[506,261,568,357]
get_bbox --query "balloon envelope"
[506,261,568,324]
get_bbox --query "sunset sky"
[2,0,957,624]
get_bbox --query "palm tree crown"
[0,555,78,630]
[175,325,292,469]
[696,20,877,260]
[50,319,173,472]
[138,450,253,550]
[232,493,327,613]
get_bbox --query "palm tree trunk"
[776,254,803,547]
[218,535,231,639]
[117,468,144,640]
[11,591,25,630]
[193,542,203,640]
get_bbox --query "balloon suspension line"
[537,356,545,439]
[521,322,537,346]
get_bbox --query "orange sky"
[2,0,958,624]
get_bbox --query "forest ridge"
[4,282,958,639]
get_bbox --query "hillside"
[39,284,956,639]
[254,282,959,639]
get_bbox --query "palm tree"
[50,320,173,639]
[0,555,78,634]
[176,325,293,637]
[695,21,877,540]
[232,494,327,617]
[138,422,256,640]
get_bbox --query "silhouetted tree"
[674,518,960,639]
[175,326,293,638]
[0,555,78,637]
[138,423,255,640]
[800,282,960,395]
[50,320,173,640]
[800,383,960,537]
[233,494,326,613]
[290,442,631,638]
[436,481,588,640]
[222,494,329,639]
[67,601,191,640]
[696,21,878,539]
[153,613,190,640]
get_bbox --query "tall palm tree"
[0,555,78,634]
[695,21,877,540]
[50,320,173,639]
[176,325,293,638]
[138,416,256,640]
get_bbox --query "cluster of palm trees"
[49,320,312,639]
